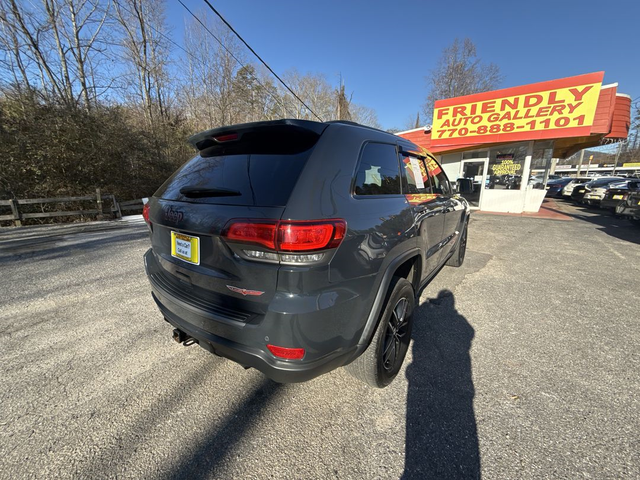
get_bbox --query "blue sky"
[166,0,639,130]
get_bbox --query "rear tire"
[446,219,468,267]
[345,277,415,388]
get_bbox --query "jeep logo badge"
[163,206,184,223]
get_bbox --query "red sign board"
[431,72,604,147]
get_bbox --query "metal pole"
[612,140,623,176]
[576,149,585,176]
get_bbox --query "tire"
[345,277,415,388]
[446,219,468,267]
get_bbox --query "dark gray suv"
[143,119,470,388]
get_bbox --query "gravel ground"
[0,205,638,479]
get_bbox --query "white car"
[584,181,630,206]
[561,177,594,198]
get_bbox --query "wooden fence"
[0,189,145,227]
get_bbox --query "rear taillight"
[278,221,346,251]
[267,344,305,360]
[225,222,277,249]
[142,203,150,223]
[222,219,346,264]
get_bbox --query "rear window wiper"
[179,187,241,198]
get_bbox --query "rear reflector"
[267,344,305,360]
[142,203,150,223]
[223,219,346,252]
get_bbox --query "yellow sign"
[623,162,640,168]
[431,73,604,145]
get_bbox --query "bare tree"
[350,103,380,129]
[59,0,110,110]
[179,12,246,130]
[114,0,171,126]
[0,0,110,108]
[423,38,501,120]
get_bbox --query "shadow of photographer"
[403,289,480,479]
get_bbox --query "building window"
[354,143,401,196]
[485,144,529,190]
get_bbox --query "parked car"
[561,177,593,198]
[571,177,625,205]
[529,174,562,188]
[545,177,574,198]
[143,119,470,388]
[601,180,640,211]
[615,191,640,226]
[581,177,627,206]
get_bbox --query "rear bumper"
[144,249,362,383]
[601,199,622,210]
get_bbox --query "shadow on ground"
[551,200,640,245]
[403,289,480,479]
[165,379,284,480]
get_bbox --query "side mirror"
[457,178,473,194]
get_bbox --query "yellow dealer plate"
[612,195,623,200]
[171,231,200,265]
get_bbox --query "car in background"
[529,174,562,188]
[602,180,640,211]
[545,177,574,198]
[561,177,593,198]
[615,191,640,226]
[583,179,628,206]
[572,177,626,205]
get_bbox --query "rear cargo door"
[147,121,327,317]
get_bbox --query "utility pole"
[585,155,593,176]
[612,140,624,176]
[576,149,585,176]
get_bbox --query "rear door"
[425,156,466,266]
[399,152,446,275]
[147,121,326,316]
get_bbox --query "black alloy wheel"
[381,297,411,372]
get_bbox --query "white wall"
[438,153,463,183]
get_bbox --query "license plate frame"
[171,231,200,265]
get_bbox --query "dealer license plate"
[579,189,585,193]
[171,231,200,265]
[612,195,623,200]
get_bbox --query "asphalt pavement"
[0,204,638,479]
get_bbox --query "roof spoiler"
[188,119,329,152]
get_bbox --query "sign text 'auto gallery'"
[431,72,604,147]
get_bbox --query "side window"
[354,143,401,196]
[426,157,451,195]
[400,154,429,194]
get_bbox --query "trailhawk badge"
[226,285,265,296]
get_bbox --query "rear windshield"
[154,151,311,206]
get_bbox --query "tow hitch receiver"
[172,328,197,346]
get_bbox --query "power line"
[200,0,324,122]
[115,0,297,119]
[176,0,299,119]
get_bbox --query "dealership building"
[397,72,631,213]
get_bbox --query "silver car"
[561,177,594,198]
